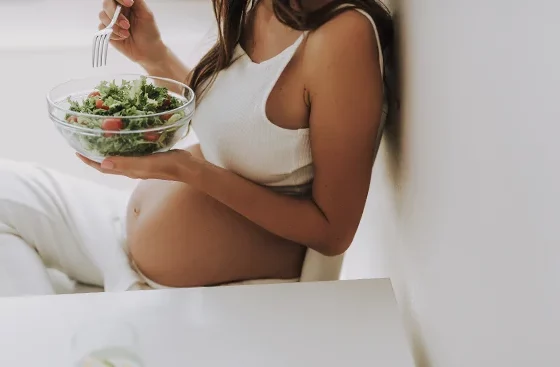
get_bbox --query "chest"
[191,48,313,185]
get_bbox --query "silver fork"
[92,4,122,67]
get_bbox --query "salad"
[64,76,188,157]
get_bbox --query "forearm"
[178,156,342,256]
[141,46,191,84]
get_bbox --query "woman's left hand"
[77,149,192,181]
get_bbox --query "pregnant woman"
[0,0,395,296]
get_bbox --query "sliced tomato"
[144,131,161,142]
[67,116,78,123]
[161,113,173,121]
[95,99,110,111]
[88,91,101,98]
[101,118,123,137]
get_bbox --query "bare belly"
[126,145,306,288]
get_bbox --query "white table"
[0,279,414,366]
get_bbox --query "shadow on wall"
[381,2,431,366]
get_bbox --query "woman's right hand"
[99,0,167,68]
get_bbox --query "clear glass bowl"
[47,74,196,163]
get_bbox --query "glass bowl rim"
[46,73,196,121]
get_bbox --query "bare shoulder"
[303,9,381,73]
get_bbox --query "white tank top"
[191,8,386,194]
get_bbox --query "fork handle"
[108,5,122,28]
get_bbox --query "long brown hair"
[189,0,396,123]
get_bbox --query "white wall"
[366,1,560,366]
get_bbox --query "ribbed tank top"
[191,8,386,194]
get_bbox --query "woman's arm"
[176,12,384,256]
[141,46,192,93]
[141,25,218,83]
[141,46,191,83]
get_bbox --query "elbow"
[315,232,354,257]
[319,245,348,257]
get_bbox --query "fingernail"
[101,160,114,169]
[124,0,134,6]
[119,20,130,29]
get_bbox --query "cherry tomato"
[88,91,101,98]
[162,96,171,107]
[67,116,78,123]
[95,99,110,111]
[101,119,123,137]
[144,132,161,142]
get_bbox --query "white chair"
[300,250,344,282]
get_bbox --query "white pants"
[0,160,144,297]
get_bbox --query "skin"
[90,0,383,287]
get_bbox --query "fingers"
[115,0,135,6]
[97,23,128,41]
[122,0,154,21]
[101,0,132,27]
[103,0,133,11]
[98,11,130,39]
[102,0,117,17]
[100,0,132,39]
[77,154,132,177]
[99,8,130,29]
[76,154,110,174]
[117,14,130,29]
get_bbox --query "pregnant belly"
[126,152,305,288]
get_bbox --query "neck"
[260,0,275,15]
